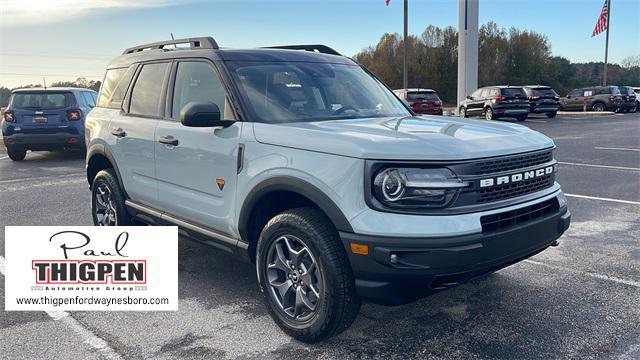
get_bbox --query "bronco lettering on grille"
[479,166,554,188]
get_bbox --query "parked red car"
[394,88,443,115]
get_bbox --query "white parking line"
[0,156,8,160]
[0,256,123,360]
[595,146,640,152]
[565,193,640,205]
[558,161,640,171]
[526,120,547,123]
[524,259,640,288]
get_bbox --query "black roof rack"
[122,37,219,55]
[263,45,341,56]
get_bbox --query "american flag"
[592,0,609,37]
[386,0,391,6]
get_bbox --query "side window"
[471,89,482,98]
[479,88,491,98]
[129,62,170,117]
[568,89,582,97]
[490,88,500,96]
[97,68,126,107]
[171,61,233,119]
[82,92,96,108]
[108,65,137,109]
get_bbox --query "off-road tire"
[256,207,361,343]
[91,168,131,226]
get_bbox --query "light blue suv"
[85,37,571,342]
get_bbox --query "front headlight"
[372,167,468,209]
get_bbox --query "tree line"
[354,22,640,104]
[0,77,101,107]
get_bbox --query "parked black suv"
[618,86,638,113]
[459,86,529,121]
[560,86,623,112]
[523,85,560,118]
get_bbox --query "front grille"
[473,150,553,175]
[481,198,559,233]
[477,174,554,203]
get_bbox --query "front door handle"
[158,135,179,146]
[111,128,126,138]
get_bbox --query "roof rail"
[263,45,341,56]
[122,37,219,55]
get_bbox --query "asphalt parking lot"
[1,112,639,359]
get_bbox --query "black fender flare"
[238,176,354,242]
[86,143,127,196]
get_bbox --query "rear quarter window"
[11,92,70,109]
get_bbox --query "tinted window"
[172,62,231,119]
[82,92,96,108]
[108,65,137,108]
[129,63,169,117]
[531,88,558,97]
[12,92,69,109]
[406,92,439,101]
[568,89,582,97]
[501,88,526,97]
[609,87,621,95]
[97,68,126,107]
[229,61,409,123]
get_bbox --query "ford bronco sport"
[85,37,571,342]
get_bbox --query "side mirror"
[466,95,472,100]
[180,101,234,128]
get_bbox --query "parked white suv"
[85,37,571,342]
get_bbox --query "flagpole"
[603,0,611,86]
[403,0,408,92]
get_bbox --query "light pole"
[457,0,479,114]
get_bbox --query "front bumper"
[3,133,85,150]
[340,206,570,305]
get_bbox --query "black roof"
[108,37,355,69]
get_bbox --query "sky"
[0,0,638,89]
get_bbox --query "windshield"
[228,61,410,123]
[11,92,69,109]
[407,92,439,101]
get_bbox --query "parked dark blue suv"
[2,87,96,161]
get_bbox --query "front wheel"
[91,168,131,226]
[459,106,468,118]
[257,207,361,342]
[7,147,26,161]
[546,111,557,118]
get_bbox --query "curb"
[557,111,615,116]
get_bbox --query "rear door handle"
[158,135,179,146]
[111,128,126,138]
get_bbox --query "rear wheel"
[485,107,495,120]
[546,112,557,118]
[91,168,131,226]
[592,102,606,112]
[257,207,361,342]
[516,114,528,122]
[7,148,26,161]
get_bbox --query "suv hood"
[252,116,555,160]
